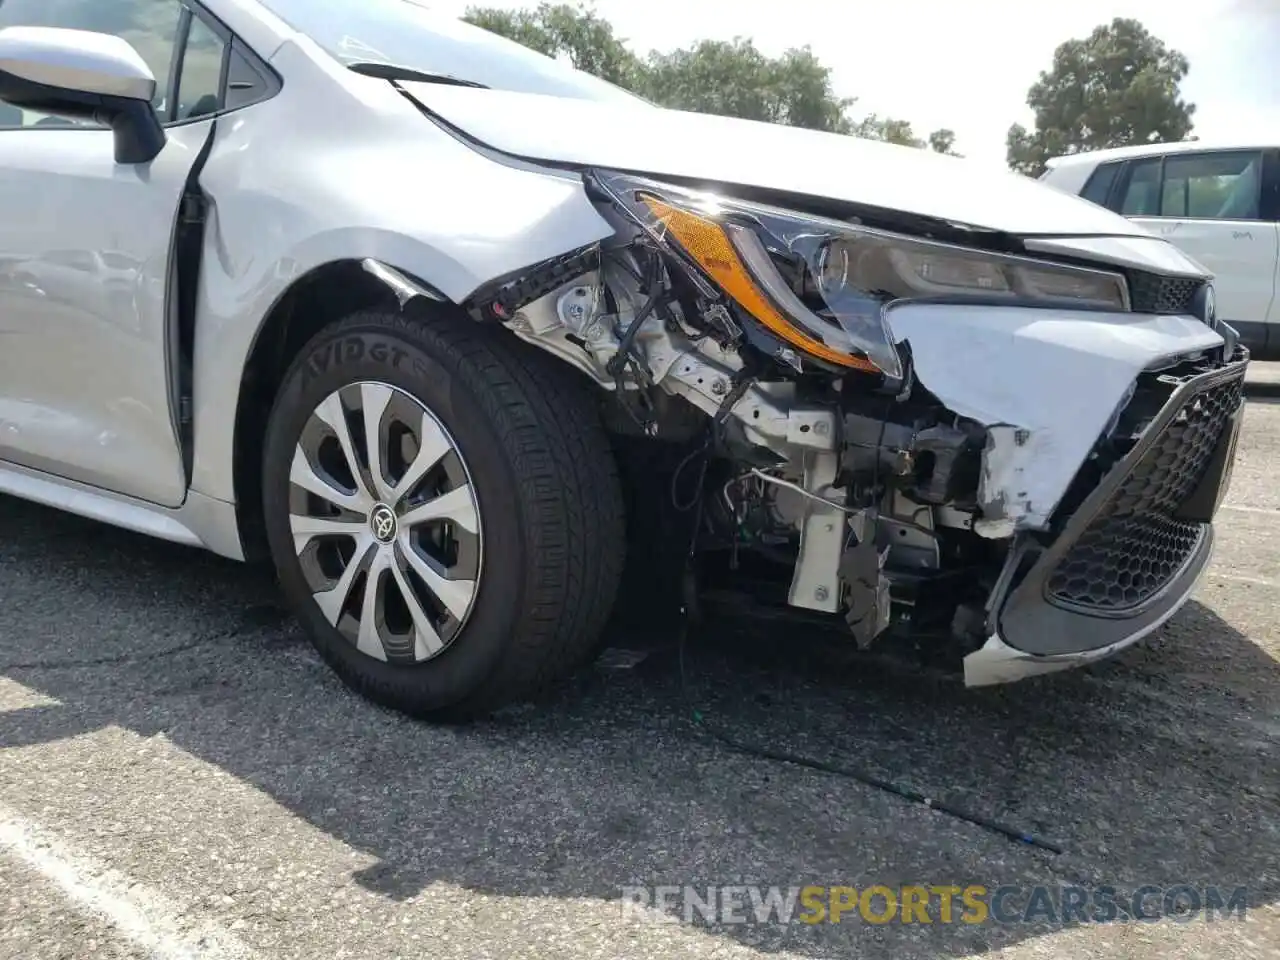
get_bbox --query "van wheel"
[261,308,626,721]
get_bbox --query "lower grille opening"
[1044,362,1244,614]
[1046,514,1204,610]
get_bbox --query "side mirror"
[0,26,166,164]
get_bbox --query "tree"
[850,113,920,147]
[1007,17,1195,176]
[642,39,856,133]
[928,129,960,157]
[464,2,959,151]
[846,116,960,155]
[463,3,641,88]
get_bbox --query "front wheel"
[261,308,626,720]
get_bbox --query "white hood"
[399,84,1156,240]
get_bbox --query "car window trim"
[1113,148,1267,223]
[1113,155,1163,217]
[167,3,232,127]
[165,5,194,125]
[1101,161,1126,209]
[1109,157,1142,215]
[167,0,280,128]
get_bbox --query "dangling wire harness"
[667,392,1065,856]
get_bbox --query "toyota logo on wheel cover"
[370,504,397,543]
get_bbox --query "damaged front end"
[466,170,1247,684]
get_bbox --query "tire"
[261,307,626,721]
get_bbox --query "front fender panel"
[187,40,613,504]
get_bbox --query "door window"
[1119,158,1162,216]
[1080,161,1122,207]
[1116,150,1266,221]
[173,12,227,121]
[1164,151,1262,219]
[0,0,185,127]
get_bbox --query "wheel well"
[231,259,438,560]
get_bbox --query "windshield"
[258,0,647,106]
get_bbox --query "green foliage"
[462,3,959,152]
[848,118,962,155]
[927,129,959,157]
[641,39,857,134]
[1007,17,1196,176]
[462,3,641,88]
[850,113,921,147]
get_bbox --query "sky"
[429,0,1280,168]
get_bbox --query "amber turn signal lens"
[640,195,879,373]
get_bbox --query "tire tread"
[269,307,626,720]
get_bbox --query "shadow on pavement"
[1244,379,1280,403]
[0,494,1276,957]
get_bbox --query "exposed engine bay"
[462,169,1247,681]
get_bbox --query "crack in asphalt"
[0,607,292,672]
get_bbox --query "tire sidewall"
[262,320,529,713]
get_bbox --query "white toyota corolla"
[0,0,1248,720]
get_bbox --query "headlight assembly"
[596,173,1132,381]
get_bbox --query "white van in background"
[1040,140,1280,358]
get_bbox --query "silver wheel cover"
[288,381,483,663]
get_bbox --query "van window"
[1119,158,1162,216]
[1116,150,1265,221]
[1164,151,1262,219]
[1080,161,1121,207]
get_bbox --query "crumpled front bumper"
[964,347,1248,685]
[882,298,1245,686]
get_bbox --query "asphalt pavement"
[2,366,1280,959]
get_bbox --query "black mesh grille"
[1129,272,1204,316]
[1045,371,1244,612]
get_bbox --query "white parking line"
[1221,504,1280,516]
[0,806,256,960]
